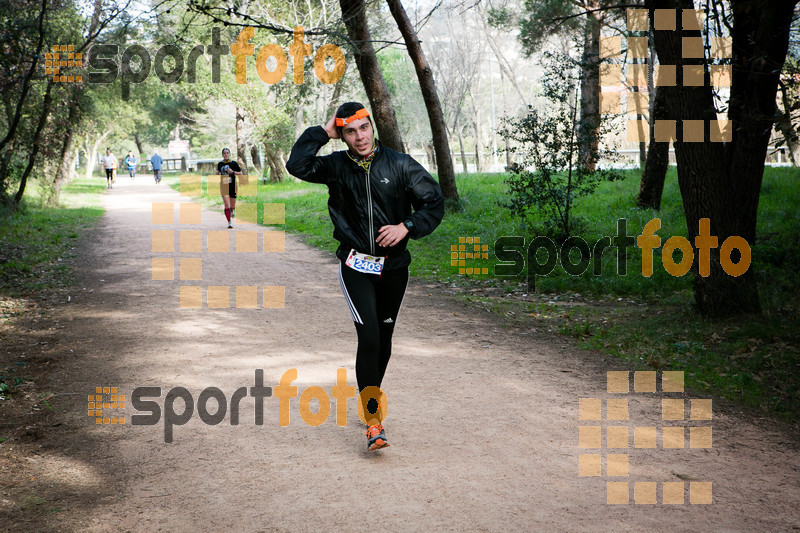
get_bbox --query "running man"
[151,151,163,184]
[286,102,444,451]
[218,148,243,229]
[101,148,118,189]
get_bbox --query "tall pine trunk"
[456,119,468,174]
[338,0,405,153]
[14,81,53,206]
[578,11,602,171]
[386,0,458,202]
[468,87,483,172]
[638,86,671,210]
[52,91,81,203]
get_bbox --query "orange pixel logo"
[599,9,732,143]
[578,371,713,505]
[45,45,83,83]
[150,175,286,309]
[451,236,489,275]
[88,386,125,425]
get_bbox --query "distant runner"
[217,148,243,229]
[125,151,137,179]
[151,152,163,184]
[101,148,118,189]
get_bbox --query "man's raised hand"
[323,115,340,140]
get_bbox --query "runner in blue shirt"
[151,152,163,184]
[125,151,137,179]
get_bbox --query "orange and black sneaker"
[366,424,390,451]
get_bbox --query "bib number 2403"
[346,249,385,275]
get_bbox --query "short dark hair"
[335,102,372,136]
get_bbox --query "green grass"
[0,176,105,296]
[231,167,800,422]
[1,176,105,401]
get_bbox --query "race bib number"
[345,249,385,275]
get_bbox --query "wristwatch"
[402,219,415,233]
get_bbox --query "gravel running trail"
[6,178,800,532]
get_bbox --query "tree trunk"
[635,48,648,169]
[58,0,105,189]
[468,86,483,173]
[481,16,528,107]
[456,120,468,174]
[14,81,53,206]
[424,141,436,172]
[52,92,81,203]
[500,69,512,169]
[69,145,80,182]
[264,145,285,182]
[250,145,262,173]
[578,10,602,171]
[638,86,670,210]
[0,138,15,200]
[0,0,48,154]
[338,0,405,153]
[85,146,96,180]
[86,131,110,180]
[776,81,800,166]
[647,0,797,316]
[52,133,75,202]
[134,133,144,157]
[235,105,248,174]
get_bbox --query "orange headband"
[335,108,370,127]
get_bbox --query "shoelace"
[366,424,384,437]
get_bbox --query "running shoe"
[228,222,233,229]
[365,424,389,451]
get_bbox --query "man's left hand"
[376,224,409,247]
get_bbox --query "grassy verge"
[229,167,799,423]
[0,177,106,296]
[1,175,105,404]
[0,175,106,525]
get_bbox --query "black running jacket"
[286,126,445,270]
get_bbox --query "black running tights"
[338,262,409,393]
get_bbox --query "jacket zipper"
[365,166,375,255]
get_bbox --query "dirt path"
[5,178,800,531]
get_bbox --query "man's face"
[341,117,374,157]
[222,149,231,160]
[106,150,110,155]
